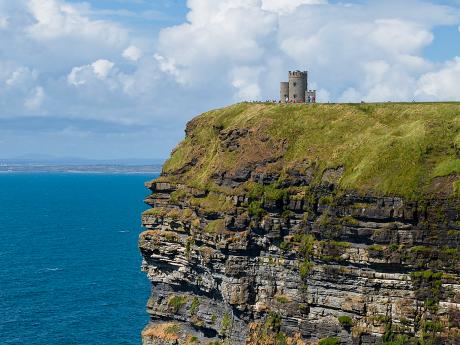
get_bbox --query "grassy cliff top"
[162,102,460,199]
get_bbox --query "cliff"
[139,103,460,345]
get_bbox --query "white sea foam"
[39,267,62,272]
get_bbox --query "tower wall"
[305,90,317,103]
[288,71,308,102]
[280,82,289,103]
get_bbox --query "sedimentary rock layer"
[139,103,460,345]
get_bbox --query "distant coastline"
[0,164,162,174]
[0,156,164,174]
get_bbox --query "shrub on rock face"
[318,337,340,345]
[381,334,410,345]
[221,312,232,332]
[164,323,181,335]
[275,295,290,304]
[189,297,200,315]
[167,295,187,313]
[248,201,266,219]
[319,195,334,206]
[338,315,353,327]
[299,260,313,279]
[204,219,226,234]
[275,332,287,345]
[264,312,282,333]
[263,184,288,204]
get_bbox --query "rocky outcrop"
[139,103,460,345]
[139,183,460,345]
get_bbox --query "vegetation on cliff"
[162,102,460,198]
[141,102,460,345]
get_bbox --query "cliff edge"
[139,103,460,345]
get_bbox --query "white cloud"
[0,16,8,29]
[5,67,38,89]
[416,57,460,100]
[261,0,326,14]
[339,88,361,103]
[26,0,127,45]
[0,61,44,115]
[0,1,163,127]
[2,0,460,159]
[2,0,460,121]
[369,19,433,54]
[68,59,115,86]
[67,66,87,86]
[25,86,45,110]
[338,60,418,102]
[152,0,460,104]
[122,45,142,61]
[316,88,330,103]
[154,54,182,83]
[91,59,114,79]
[156,0,278,85]
[230,66,263,100]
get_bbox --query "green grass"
[221,312,232,334]
[190,297,200,315]
[410,270,443,280]
[318,337,340,345]
[381,335,410,345]
[319,195,334,206]
[299,260,313,279]
[369,244,385,252]
[296,234,315,257]
[167,295,187,313]
[142,208,167,216]
[190,193,234,213]
[338,315,353,327]
[247,182,288,204]
[204,219,226,234]
[441,247,458,255]
[164,323,181,335]
[263,184,288,203]
[433,159,460,177]
[248,201,266,218]
[275,295,290,304]
[264,312,282,332]
[161,102,460,198]
[454,180,460,197]
[410,245,431,254]
[328,240,351,248]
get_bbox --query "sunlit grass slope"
[163,102,460,198]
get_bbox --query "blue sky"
[69,0,188,31]
[1,0,460,160]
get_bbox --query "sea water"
[0,173,158,344]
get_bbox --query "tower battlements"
[289,70,307,78]
[280,70,316,103]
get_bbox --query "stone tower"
[280,82,289,103]
[289,70,308,102]
[280,70,316,103]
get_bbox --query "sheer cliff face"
[139,103,460,345]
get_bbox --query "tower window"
[293,82,297,87]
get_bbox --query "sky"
[1,0,460,160]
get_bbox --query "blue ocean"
[0,173,158,345]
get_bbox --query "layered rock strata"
[139,103,460,345]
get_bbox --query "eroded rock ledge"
[139,103,460,345]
